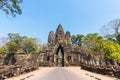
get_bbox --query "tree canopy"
[0,0,23,17]
[103,40,120,63]
[0,33,42,54]
[71,32,120,64]
[71,34,84,46]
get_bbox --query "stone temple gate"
[40,24,82,67]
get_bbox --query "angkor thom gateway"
[40,24,82,67]
[1,24,120,79]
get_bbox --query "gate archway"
[56,45,64,67]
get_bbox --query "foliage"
[21,38,37,53]
[5,41,18,52]
[116,33,120,44]
[71,32,120,63]
[103,40,120,63]
[0,0,23,17]
[99,19,120,63]
[71,34,84,46]
[0,47,7,53]
[104,34,116,41]
[81,33,104,55]
[8,33,22,43]
[5,33,41,53]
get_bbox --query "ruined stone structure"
[3,52,16,65]
[0,53,40,79]
[41,24,81,66]
[0,24,120,79]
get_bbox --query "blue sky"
[0,0,120,44]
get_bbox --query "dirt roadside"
[66,67,118,80]
[5,67,49,80]
[6,67,118,80]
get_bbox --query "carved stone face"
[65,31,70,39]
[57,31,63,40]
[55,24,64,43]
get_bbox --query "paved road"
[26,67,96,80]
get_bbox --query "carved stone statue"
[55,24,65,44]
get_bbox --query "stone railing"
[0,53,40,79]
[80,63,120,78]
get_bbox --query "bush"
[0,47,7,54]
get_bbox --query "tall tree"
[103,40,120,63]
[21,38,37,53]
[6,33,38,53]
[71,34,84,46]
[101,19,120,40]
[8,33,21,44]
[82,33,104,55]
[101,19,120,35]
[6,41,18,52]
[0,0,23,17]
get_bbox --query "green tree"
[21,38,37,53]
[71,34,84,46]
[0,0,23,17]
[8,33,21,44]
[82,33,104,55]
[103,40,120,63]
[116,33,120,44]
[0,47,7,53]
[5,41,18,52]
[7,33,39,53]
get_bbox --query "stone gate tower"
[45,24,81,66]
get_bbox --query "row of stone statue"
[0,53,40,79]
[80,53,120,78]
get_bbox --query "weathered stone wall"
[0,53,40,79]
[80,53,120,78]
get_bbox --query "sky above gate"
[0,0,120,44]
